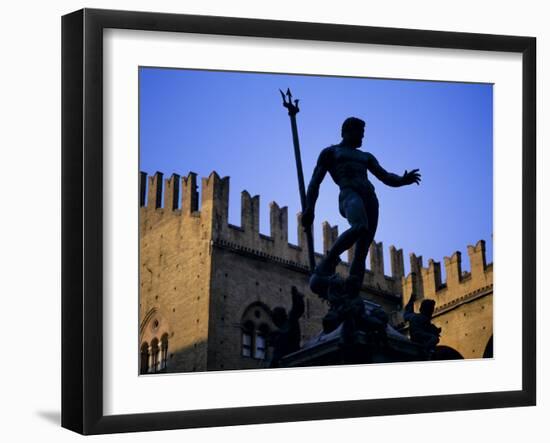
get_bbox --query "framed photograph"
[62,8,536,435]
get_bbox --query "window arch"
[139,309,171,374]
[240,303,274,360]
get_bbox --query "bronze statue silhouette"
[404,293,441,351]
[302,117,421,295]
[269,286,305,367]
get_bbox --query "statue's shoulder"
[317,145,336,165]
[363,151,376,162]
[322,145,338,153]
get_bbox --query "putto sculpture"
[404,293,441,352]
[269,286,305,368]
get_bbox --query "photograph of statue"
[138,67,493,374]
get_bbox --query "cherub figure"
[269,286,305,367]
[404,293,441,351]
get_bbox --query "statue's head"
[420,299,436,318]
[341,117,365,148]
[272,306,288,328]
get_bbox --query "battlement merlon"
[322,221,338,255]
[409,253,424,298]
[468,240,487,277]
[148,171,163,209]
[401,273,415,306]
[443,251,462,292]
[201,172,230,234]
[296,211,313,255]
[370,241,384,275]
[269,201,288,244]
[420,259,442,298]
[389,245,405,280]
[181,172,199,214]
[241,190,259,235]
[164,173,180,211]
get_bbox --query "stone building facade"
[139,170,493,374]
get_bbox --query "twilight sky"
[139,67,493,277]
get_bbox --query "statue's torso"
[326,145,376,195]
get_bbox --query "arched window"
[139,309,172,375]
[240,304,274,361]
[140,342,149,374]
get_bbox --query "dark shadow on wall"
[432,345,464,360]
[138,337,273,375]
[483,335,493,358]
[139,339,211,375]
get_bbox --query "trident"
[279,88,316,272]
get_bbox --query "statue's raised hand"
[403,169,421,185]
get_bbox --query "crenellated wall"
[139,171,407,298]
[401,240,492,307]
[139,170,493,371]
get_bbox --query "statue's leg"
[349,193,379,284]
[315,189,368,275]
[349,233,370,285]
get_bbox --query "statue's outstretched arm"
[367,153,421,187]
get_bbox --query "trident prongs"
[279,88,300,116]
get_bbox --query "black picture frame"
[61,8,536,435]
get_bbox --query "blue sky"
[139,67,493,277]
